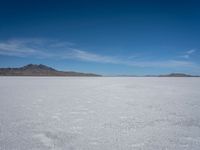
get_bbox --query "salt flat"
[0,77,200,150]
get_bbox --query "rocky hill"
[158,73,196,77]
[0,64,101,76]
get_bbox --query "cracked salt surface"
[0,77,200,150]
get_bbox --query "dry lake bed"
[0,77,200,150]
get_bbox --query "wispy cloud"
[68,49,119,64]
[0,38,198,69]
[0,39,36,56]
[186,49,196,54]
[125,60,195,68]
[68,49,196,68]
[180,49,196,59]
[0,38,72,57]
[180,55,189,59]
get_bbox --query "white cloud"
[180,49,196,59]
[125,59,195,68]
[0,38,72,58]
[0,39,46,57]
[0,38,198,69]
[180,54,189,59]
[68,49,196,68]
[186,49,196,54]
[68,49,119,64]
[0,41,35,53]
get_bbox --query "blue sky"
[0,0,200,75]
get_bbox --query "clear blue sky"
[0,0,200,75]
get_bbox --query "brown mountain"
[0,64,101,76]
[158,73,196,77]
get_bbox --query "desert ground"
[0,77,200,150]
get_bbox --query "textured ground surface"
[0,77,200,150]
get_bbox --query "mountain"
[158,73,198,77]
[0,65,198,77]
[107,73,199,77]
[0,64,101,76]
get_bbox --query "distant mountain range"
[110,73,199,77]
[158,73,199,77]
[0,64,101,76]
[0,64,199,77]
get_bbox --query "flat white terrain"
[0,77,200,150]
